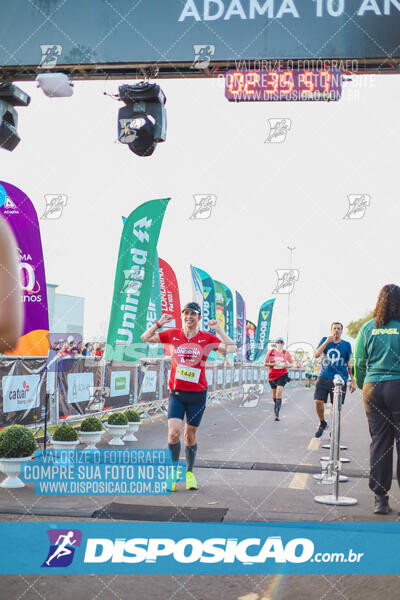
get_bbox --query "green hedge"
[52,423,78,442]
[124,409,140,423]
[80,417,103,432]
[108,412,128,426]
[0,425,37,458]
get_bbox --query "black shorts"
[269,373,290,389]
[314,376,347,404]
[168,389,207,427]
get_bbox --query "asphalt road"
[1,382,400,599]
[1,381,398,520]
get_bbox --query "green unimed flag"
[105,198,170,362]
[146,250,164,359]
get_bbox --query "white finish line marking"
[289,472,309,490]
[307,438,320,451]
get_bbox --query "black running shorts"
[314,376,347,404]
[269,373,290,389]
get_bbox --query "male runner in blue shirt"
[313,322,356,437]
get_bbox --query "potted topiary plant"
[123,409,142,442]
[78,417,104,450]
[51,423,79,450]
[0,425,37,488]
[104,412,128,446]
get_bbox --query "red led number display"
[225,69,342,102]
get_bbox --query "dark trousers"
[363,380,400,495]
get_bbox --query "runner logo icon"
[190,195,217,220]
[191,45,215,69]
[273,269,299,294]
[189,194,217,219]
[41,194,67,220]
[39,45,62,67]
[42,529,82,568]
[344,194,371,220]
[265,118,291,143]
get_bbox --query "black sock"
[168,441,181,462]
[185,444,197,472]
[275,399,282,416]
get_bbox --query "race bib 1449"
[175,365,201,383]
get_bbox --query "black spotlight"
[117,82,166,157]
[0,83,31,152]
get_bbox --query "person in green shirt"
[355,284,400,515]
[304,359,313,389]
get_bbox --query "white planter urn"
[123,420,141,442]
[0,456,31,488]
[104,423,128,446]
[51,439,79,464]
[78,430,104,450]
[51,440,79,451]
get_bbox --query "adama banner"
[254,299,275,363]
[2,2,400,68]
[0,182,49,356]
[105,198,170,363]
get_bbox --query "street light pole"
[286,246,296,347]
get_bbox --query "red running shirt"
[265,349,293,381]
[158,328,221,391]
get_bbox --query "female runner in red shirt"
[264,337,293,421]
[141,302,237,491]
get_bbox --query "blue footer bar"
[1,522,399,574]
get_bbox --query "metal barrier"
[0,356,268,429]
[0,356,48,427]
[287,368,307,383]
[314,375,357,506]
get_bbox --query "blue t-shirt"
[318,337,352,381]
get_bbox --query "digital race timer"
[225,69,342,102]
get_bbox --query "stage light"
[36,73,73,97]
[117,81,167,157]
[0,83,30,151]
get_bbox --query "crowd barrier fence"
[0,356,309,430]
